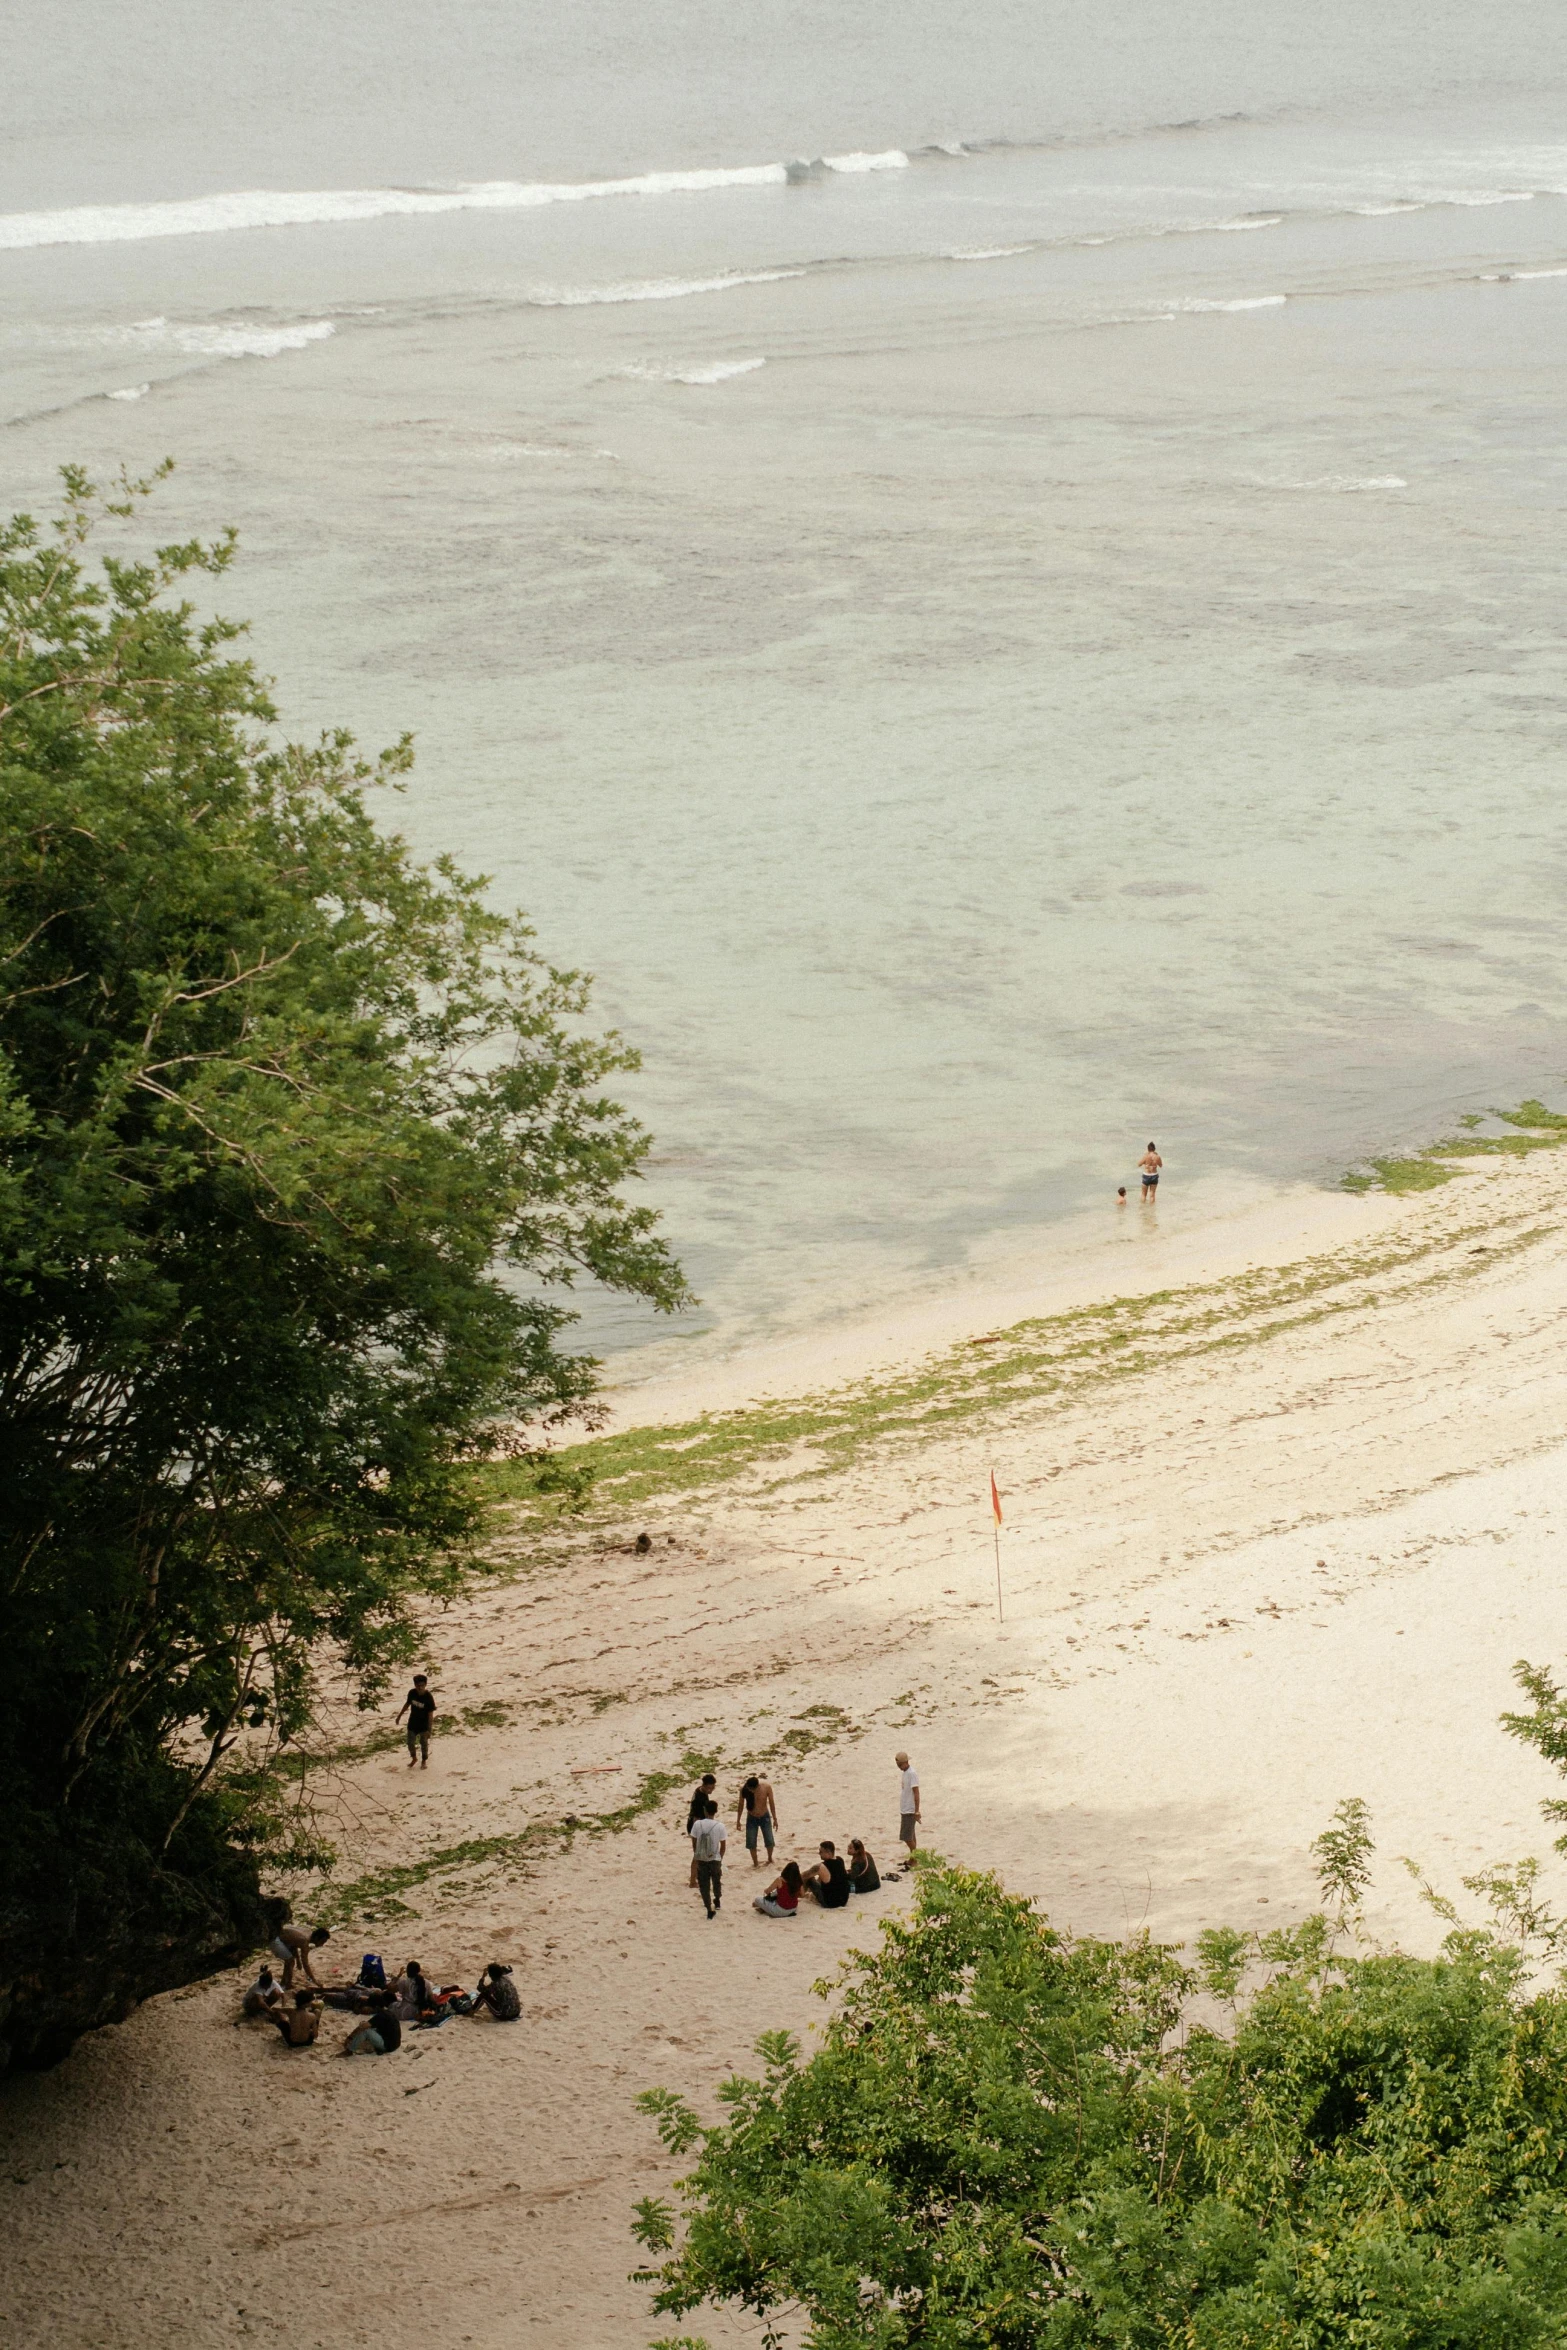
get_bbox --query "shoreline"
[594,1170,1408,1428]
[6,1141,1567,2349]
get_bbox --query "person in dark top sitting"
[801,1842,852,1908]
[847,1839,881,1895]
[471,1962,521,2021]
[344,1989,402,2056]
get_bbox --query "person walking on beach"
[685,1771,718,1886]
[1139,1142,1162,1200]
[736,1774,779,1869]
[396,1673,437,1768]
[896,1751,921,1854]
[690,1798,726,1918]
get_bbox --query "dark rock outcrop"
[0,1814,279,2072]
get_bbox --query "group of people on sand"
[238,1918,520,2055]
[684,1750,922,1922]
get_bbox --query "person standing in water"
[736,1773,779,1869]
[1139,1142,1163,1201]
[397,1673,437,1768]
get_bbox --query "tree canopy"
[634,1820,1567,2348]
[0,466,686,2064]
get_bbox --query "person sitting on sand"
[269,1921,330,1991]
[753,1861,802,1919]
[393,1960,436,2021]
[800,1843,852,1909]
[240,1965,285,2019]
[343,1989,402,2056]
[270,1989,322,2048]
[847,1839,881,1895]
[470,1962,521,2022]
[736,1774,779,1869]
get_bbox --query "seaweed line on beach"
[479,1168,1562,1528]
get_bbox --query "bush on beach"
[634,1816,1567,2347]
[0,466,686,2067]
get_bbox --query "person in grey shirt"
[690,1799,727,1918]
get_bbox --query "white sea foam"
[1506,265,1567,281]
[1216,214,1284,230]
[947,243,1034,261]
[173,319,336,356]
[1174,293,1287,312]
[528,270,800,307]
[618,356,766,384]
[105,382,150,401]
[822,150,909,174]
[0,165,793,253]
[105,316,336,358]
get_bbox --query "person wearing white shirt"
[896,1751,921,1853]
[690,1800,727,1917]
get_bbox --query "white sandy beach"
[3,1153,1567,2349]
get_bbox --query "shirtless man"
[269,1921,331,1991]
[735,1774,779,1869]
[1139,1142,1163,1201]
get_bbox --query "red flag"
[990,1471,1003,1527]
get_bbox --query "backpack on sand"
[358,1953,387,1990]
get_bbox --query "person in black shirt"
[397,1674,437,1768]
[801,1842,852,1909]
[847,1839,881,1895]
[344,1989,402,2055]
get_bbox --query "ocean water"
[4,2,1567,1371]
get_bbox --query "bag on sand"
[358,1953,387,1990]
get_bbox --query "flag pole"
[990,1468,1004,1622]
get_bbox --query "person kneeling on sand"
[270,1989,323,2048]
[801,1843,852,1908]
[470,1962,521,2021]
[754,1861,802,1918]
[343,1989,402,2056]
[847,1839,881,1895]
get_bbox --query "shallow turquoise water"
[3,6,1566,1364]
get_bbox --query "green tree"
[0,467,687,2066]
[634,1846,1567,2347]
